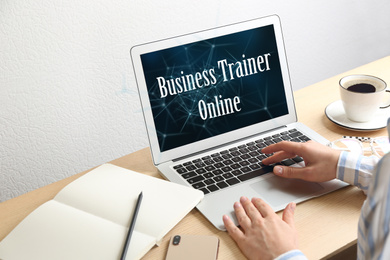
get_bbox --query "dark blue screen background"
[141,25,288,152]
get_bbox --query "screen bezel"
[131,15,297,165]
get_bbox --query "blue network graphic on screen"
[141,25,288,152]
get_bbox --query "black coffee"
[347,83,376,93]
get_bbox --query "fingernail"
[274,166,283,175]
[234,202,242,208]
[240,196,248,203]
[290,203,296,212]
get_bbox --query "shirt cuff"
[336,151,378,193]
[274,249,308,260]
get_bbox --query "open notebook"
[0,164,203,260]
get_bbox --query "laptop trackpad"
[250,176,323,207]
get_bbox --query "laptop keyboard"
[173,128,310,195]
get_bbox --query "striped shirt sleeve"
[274,249,308,260]
[340,118,390,259]
[357,152,390,259]
[336,151,379,194]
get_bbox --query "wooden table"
[1,56,389,259]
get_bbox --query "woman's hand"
[223,196,298,260]
[261,141,340,182]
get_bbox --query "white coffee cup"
[339,74,390,122]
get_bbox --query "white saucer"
[325,100,390,131]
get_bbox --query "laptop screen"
[132,15,296,164]
[140,24,288,152]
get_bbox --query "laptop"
[131,15,347,230]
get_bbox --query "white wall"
[1,0,389,202]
